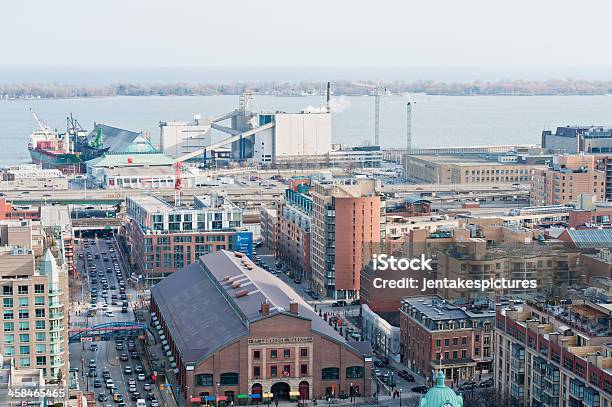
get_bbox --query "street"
[69,235,162,406]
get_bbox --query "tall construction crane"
[353,82,385,146]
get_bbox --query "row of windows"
[3,309,46,319]
[2,297,45,307]
[252,348,308,360]
[3,321,46,331]
[194,366,364,386]
[435,337,468,347]
[2,285,46,296]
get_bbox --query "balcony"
[48,312,64,320]
[50,357,65,368]
[49,324,64,333]
[47,301,63,309]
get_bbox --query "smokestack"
[406,101,413,153]
[326,82,331,113]
[261,301,270,317]
[289,301,298,315]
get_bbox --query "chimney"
[261,301,270,317]
[326,82,331,113]
[289,301,298,315]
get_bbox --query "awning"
[289,391,300,397]
[250,394,261,399]
[237,394,248,399]
[263,393,273,398]
[205,396,216,401]
[217,396,228,401]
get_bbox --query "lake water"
[2,94,612,165]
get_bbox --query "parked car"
[411,385,428,394]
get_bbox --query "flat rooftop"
[411,155,536,166]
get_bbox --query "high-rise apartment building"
[0,217,70,382]
[277,189,313,283]
[310,179,384,299]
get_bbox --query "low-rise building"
[123,194,250,285]
[150,250,372,404]
[530,154,606,206]
[400,296,495,382]
[402,155,542,185]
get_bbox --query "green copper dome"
[420,370,463,407]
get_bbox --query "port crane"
[352,82,386,146]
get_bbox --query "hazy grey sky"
[2,0,612,69]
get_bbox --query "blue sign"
[235,231,253,259]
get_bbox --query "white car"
[137,373,146,381]
[129,385,137,393]
[105,379,114,389]
[105,311,114,317]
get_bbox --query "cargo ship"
[28,112,86,174]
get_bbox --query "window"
[253,350,261,360]
[435,339,441,347]
[35,333,45,342]
[300,348,308,357]
[34,284,44,294]
[18,311,29,319]
[453,338,458,346]
[34,297,44,306]
[453,351,458,359]
[35,321,45,330]
[18,298,28,307]
[461,350,467,358]
[346,366,364,379]
[4,322,13,332]
[19,322,28,331]
[283,349,290,358]
[271,350,277,359]
[444,352,449,360]
[444,339,449,346]
[36,356,46,366]
[4,334,13,344]
[253,366,261,378]
[283,365,291,375]
[3,298,12,308]
[220,372,239,385]
[462,337,467,345]
[195,374,213,386]
[2,286,12,296]
[3,311,13,320]
[322,368,340,380]
[19,345,30,355]
[35,309,45,318]
[35,344,45,354]
[19,357,29,367]
[17,286,28,295]
[271,366,278,377]
[4,346,14,356]
[19,334,29,343]
[301,364,308,376]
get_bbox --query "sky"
[2,0,612,82]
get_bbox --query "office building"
[123,194,250,284]
[150,250,372,404]
[402,155,543,185]
[542,125,612,154]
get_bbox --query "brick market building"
[150,250,373,405]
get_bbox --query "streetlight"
[399,389,402,407]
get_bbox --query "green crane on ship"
[89,127,104,148]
